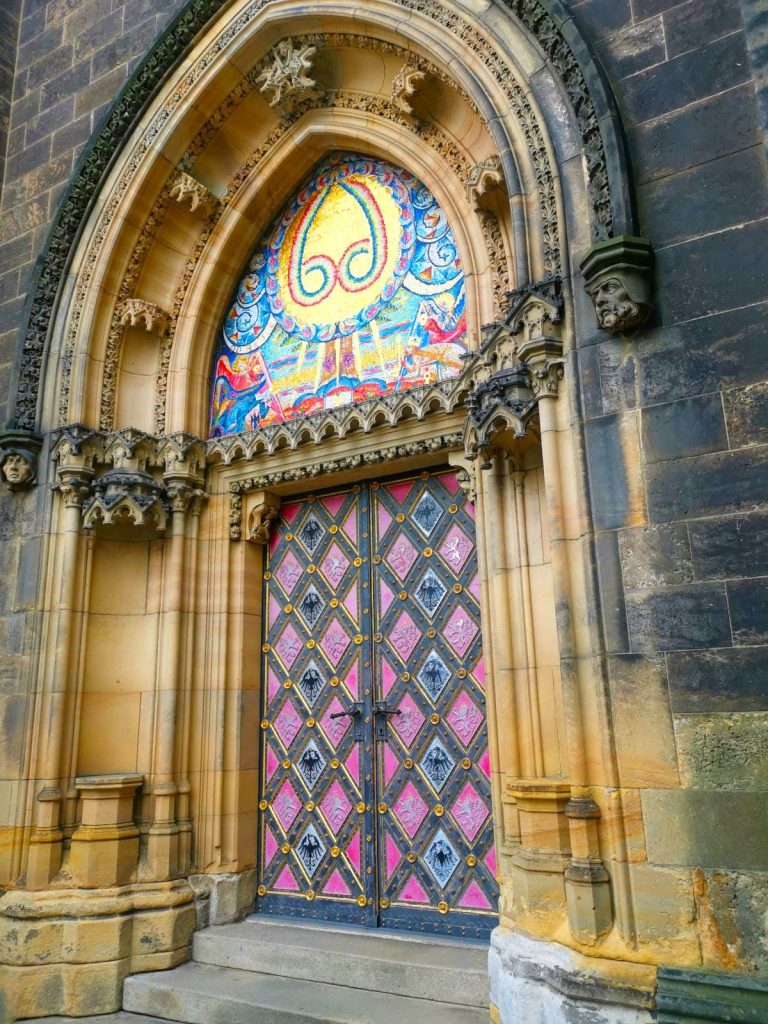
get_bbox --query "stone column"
[69,774,144,887]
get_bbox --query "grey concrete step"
[123,962,489,1024]
[192,916,489,1008]
[26,1015,169,1023]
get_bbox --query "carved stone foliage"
[256,39,317,109]
[580,236,654,333]
[12,0,623,435]
[169,171,216,214]
[462,279,564,465]
[117,299,170,337]
[0,429,42,492]
[51,427,206,534]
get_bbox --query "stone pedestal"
[70,774,143,887]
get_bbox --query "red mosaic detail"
[324,869,351,897]
[346,829,362,874]
[323,494,346,518]
[264,827,279,867]
[274,623,303,670]
[451,782,489,841]
[273,700,303,750]
[321,695,351,746]
[387,480,415,504]
[398,874,429,903]
[389,612,421,662]
[392,781,428,838]
[386,533,418,581]
[386,833,402,879]
[272,779,301,831]
[321,542,351,589]
[446,691,484,747]
[268,593,282,628]
[443,605,479,658]
[321,618,352,666]
[320,780,353,834]
[275,865,300,891]
[391,693,425,747]
[266,745,280,782]
[439,524,474,574]
[437,471,462,496]
[459,880,493,910]
[274,550,303,596]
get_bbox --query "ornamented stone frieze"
[256,39,317,109]
[169,170,217,214]
[117,299,171,337]
[580,235,654,333]
[0,428,42,492]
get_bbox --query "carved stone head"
[1,449,35,490]
[580,235,654,334]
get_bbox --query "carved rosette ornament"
[0,429,42,491]
[580,236,654,333]
[256,39,317,109]
[463,280,564,466]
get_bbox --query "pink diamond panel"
[321,696,351,747]
[451,782,490,841]
[443,606,479,658]
[391,693,425,748]
[273,700,302,749]
[274,624,303,670]
[321,780,353,834]
[321,543,350,589]
[322,618,351,666]
[446,691,484,746]
[393,781,428,838]
[386,534,418,581]
[439,525,473,574]
[274,551,303,596]
[272,779,301,831]
[389,612,421,662]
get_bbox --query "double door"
[257,469,498,937]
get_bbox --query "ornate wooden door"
[257,470,498,937]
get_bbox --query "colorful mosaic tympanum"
[210,154,468,435]
[258,470,498,937]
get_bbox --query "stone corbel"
[392,64,427,124]
[0,427,42,491]
[51,424,103,508]
[256,39,317,111]
[507,278,565,399]
[246,491,281,545]
[580,235,654,333]
[82,467,170,532]
[169,170,216,215]
[465,155,504,211]
[118,298,170,338]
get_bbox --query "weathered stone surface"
[625,583,731,652]
[595,530,630,653]
[724,381,768,449]
[689,512,768,580]
[619,523,693,589]
[667,648,768,713]
[647,446,768,522]
[675,712,768,792]
[727,578,768,645]
[642,790,768,871]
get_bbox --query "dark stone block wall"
[0,0,189,427]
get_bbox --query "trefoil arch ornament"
[8,0,642,438]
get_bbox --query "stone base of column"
[489,927,655,1024]
[0,880,195,1019]
[188,867,259,929]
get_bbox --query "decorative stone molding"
[580,235,654,333]
[169,170,216,214]
[246,491,281,544]
[462,280,564,465]
[564,797,612,945]
[256,39,317,109]
[82,468,170,532]
[13,0,631,433]
[0,428,42,491]
[465,156,504,210]
[117,298,170,337]
[392,64,427,122]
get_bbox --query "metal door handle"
[330,702,365,741]
[374,702,401,740]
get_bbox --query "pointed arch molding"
[9,0,637,434]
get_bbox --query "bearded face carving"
[589,276,647,332]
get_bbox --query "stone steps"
[122,915,490,1023]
